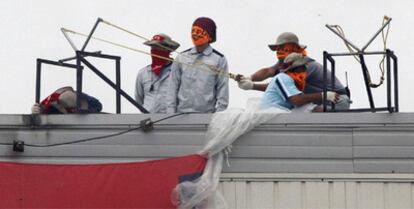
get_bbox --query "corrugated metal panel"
[218,179,414,209]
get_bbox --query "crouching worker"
[31,86,102,114]
[260,53,339,112]
[135,33,180,113]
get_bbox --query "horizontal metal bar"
[58,51,102,63]
[78,51,121,60]
[37,58,80,69]
[327,51,387,56]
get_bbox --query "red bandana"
[151,49,170,76]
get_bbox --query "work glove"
[238,78,254,90]
[31,103,42,114]
[322,91,340,103]
[235,74,248,82]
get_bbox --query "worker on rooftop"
[31,86,102,114]
[260,52,339,112]
[167,17,229,113]
[238,32,351,110]
[135,33,180,113]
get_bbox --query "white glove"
[242,76,251,81]
[322,91,339,103]
[31,103,41,114]
[238,78,254,90]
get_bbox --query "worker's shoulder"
[275,72,291,80]
[181,48,192,53]
[212,49,224,57]
[137,65,151,75]
[305,58,320,68]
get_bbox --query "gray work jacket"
[135,64,172,113]
[167,45,229,113]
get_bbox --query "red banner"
[0,154,206,208]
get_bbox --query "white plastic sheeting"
[173,100,317,209]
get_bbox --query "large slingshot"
[36,18,234,114]
[323,16,398,113]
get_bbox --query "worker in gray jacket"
[135,33,180,113]
[167,17,229,113]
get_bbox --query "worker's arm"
[289,93,322,106]
[215,57,229,112]
[289,92,339,106]
[252,83,269,91]
[250,67,278,82]
[166,61,182,113]
[134,72,145,105]
[237,66,278,91]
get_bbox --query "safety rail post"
[323,51,328,112]
[386,50,392,112]
[75,51,83,112]
[327,55,336,111]
[390,50,399,112]
[35,59,42,104]
[115,57,121,114]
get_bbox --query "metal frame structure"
[35,18,149,114]
[323,17,398,113]
[322,50,398,113]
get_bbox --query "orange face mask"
[286,71,307,91]
[276,43,307,59]
[191,25,210,46]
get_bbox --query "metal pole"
[358,54,376,112]
[328,55,336,111]
[361,17,392,51]
[115,58,121,114]
[35,59,42,103]
[328,51,386,56]
[76,51,83,111]
[80,57,149,113]
[386,50,392,113]
[80,18,103,52]
[323,51,328,112]
[325,24,361,52]
[390,51,399,112]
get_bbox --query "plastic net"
[173,99,316,209]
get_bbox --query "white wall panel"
[219,179,414,209]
